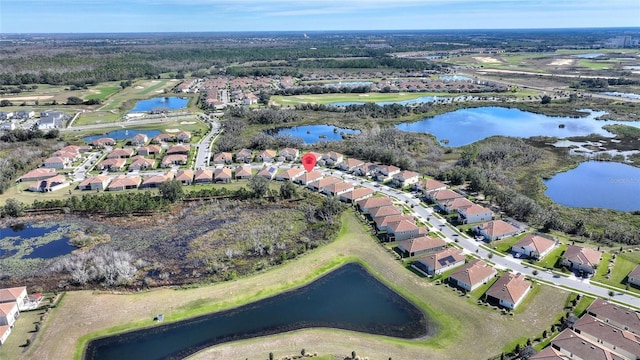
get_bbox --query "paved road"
[193,118,220,169]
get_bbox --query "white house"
[485,272,531,310]
[413,248,465,276]
[449,259,497,291]
[392,170,420,188]
[457,204,493,224]
[511,234,557,260]
[628,265,640,288]
[0,302,19,327]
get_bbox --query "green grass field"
[84,84,121,102]
[73,111,122,126]
[593,251,640,293]
[536,244,567,269]
[99,79,181,111]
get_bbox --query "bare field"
[19,211,569,360]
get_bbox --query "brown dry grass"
[19,211,569,360]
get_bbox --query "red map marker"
[301,153,317,172]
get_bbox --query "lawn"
[19,210,570,360]
[490,232,529,254]
[73,111,122,126]
[84,84,121,102]
[593,251,640,294]
[536,244,567,269]
[578,59,611,70]
[99,79,181,112]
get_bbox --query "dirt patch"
[165,128,181,133]
[135,86,144,89]
[180,121,196,125]
[473,57,502,64]
[549,59,574,66]
[0,95,53,101]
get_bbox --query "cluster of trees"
[274,84,371,96]
[571,77,639,90]
[50,247,138,287]
[245,108,302,125]
[295,57,440,71]
[66,96,100,106]
[294,102,434,119]
[31,192,171,215]
[0,128,60,143]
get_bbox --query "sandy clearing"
[180,121,196,125]
[473,56,502,64]
[165,128,181,133]
[155,90,164,93]
[549,59,574,66]
[135,86,144,89]
[0,95,53,101]
[358,94,369,97]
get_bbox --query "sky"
[0,0,639,33]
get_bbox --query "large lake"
[83,130,161,142]
[544,161,640,212]
[271,125,360,144]
[129,97,189,113]
[84,263,428,360]
[0,224,75,259]
[396,107,640,147]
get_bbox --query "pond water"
[439,75,471,82]
[572,53,604,59]
[0,224,75,259]
[271,125,360,144]
[600,92,640,100]
[395,107,640,147]
[544,161,640,212]
[129,97,189,113]
[324,81,373,87]
[84,263,428,360]
[331,96,438,107]
[83,130,161,142]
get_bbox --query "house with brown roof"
[397,236,447,257]
[276,167,305,182]
[27,175,69,192]
[392,170,420,188]
[375,165,401,181]
[213,152,233,164]
[176,131,191,143]
[161,154,188,167]
[19,168,57,182]
[307,176,341,192]
[257,165,278,180]
[587,298,640,335]
[97,158,127,172]
[572,314,640,360]
[294,170,323,185]
[369,205,402,219]
[374,214,415,232]
[107,148,135,159]
[107,175,141,191]
[130,133,149,146]
[234,165,253,180]
[414,178,447,193]
[338,158,365,172]
[511,234,557,260]
[278,148,300,162]
[0,324,11,345]
[474,220,520,242]
[175,170,194,185]
[128,156,156,171]
[141,172,174,188]
[425,189,463,204]
[235,148,253,163]
[485,272,531,309]
[628,265,640,288]
[166,144,190,155]
[321,151,344,166]
[339,187,374,203]
[137,145,162,156]
[561,245,602,276]
[91,137,116,148]
[353,162,378,177]
[194,168,214,184]
[214,167,233,183]
[449,259,497,291]
[43,156,71,169]
[388,220,421,241]
[528,346,570,360]
[152,133,176,144]
[548,329,631,360]
[78,175,111,191]
[439,197,475,214]
[0,302,19,328]
[0,286,28,310]
[414,248,466,276]
[357,196,394,214]
[322,181,355,197]
[257,149,277,162]
[457,203,493,224]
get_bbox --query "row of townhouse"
[0,286,41,345]
[96,144,190,172]
[531,299,640,360]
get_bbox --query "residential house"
[91,137,116,148]
[387,220,421,241]
[0,111,14,120]
[137,145,162,156]
[152,133,175,144]
[28,175,69,192]
[572,314,640,360]
[307,176,341,192]
[439,197,475,214]
[369,205,402,219]
[424,189,462,204]
[141,172,174,188]
[166,144,190,155]
[628,265,640,288]
[353,162,378,177]
[19,168,57,182]
[194,168,214,184]
[457,204,493,224]
[0,302,19,327]
[0,287,28,310]
[161,154,188,167]
[322,181,355,197]
[78,175,111,191]
[511,234,557,260]
[175,170,194,185]
[43,156,71,169]
[276,167,305,182]
[214,167,233,183]
[235,148,253,163]
[474,220,520,242]
[561,245,602,276]
[449,259,497,291]
[397,236,447,257]
[357,197,394,214]
[97,158,127,172]
[374,214,415,232]
[548,329,632,360]
[414,248,465,276]
[130,133,149,146]
[107,148,135,159]
[375,165,401,181]
[257,149,277,163]
[213,152,233,164]
[339,187,374,203]
[108,175,141,191]
[176,131,191,143]
[485,272,531,309]
[0,120,15,131]
[414,178,447,193]
[234,165,253,180]
[392,170,420,188]
[586,298,640,335]
[338,158,365,172]
[14,110,35,119]
[257,165,278,180]
[294,171,323,185]
[322,151,344,166]
[278,148,300,162]
[128,156,155,171]
[0,325,11,345]
[37,111,65,130]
